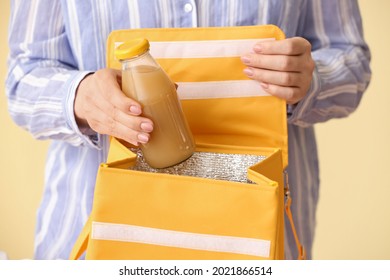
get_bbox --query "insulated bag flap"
[107,25,288,167]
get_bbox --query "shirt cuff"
[287,66,321,127]
[63,71,101,149]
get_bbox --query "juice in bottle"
[115,38,195,168]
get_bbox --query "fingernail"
[243,68,254,77]
[137,133,149,143]
[254,45,262,53]
[130,105,142,115]
[241,55,251,64]
[140,122,153,132]
[260,82,269,89]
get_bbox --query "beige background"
[1,1,389,260]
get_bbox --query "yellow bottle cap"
[114,38,150,60]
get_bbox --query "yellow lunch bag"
[70,25,305,260]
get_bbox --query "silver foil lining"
[129,149,266,184]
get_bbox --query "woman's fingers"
[253,37,312,56]
[74,68,154,145]
[243,67,301,87]
[94,69,142,114]
[241,37,315,104]
[241,54,302,72]
[258,83,302,104]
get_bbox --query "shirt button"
[184,3,193,13]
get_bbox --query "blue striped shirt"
[6,0,371,259]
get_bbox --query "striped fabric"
[6,0,371,260]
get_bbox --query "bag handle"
[69,216,92,260]
[284,171,307,260]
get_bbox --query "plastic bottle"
[115,38,195,168]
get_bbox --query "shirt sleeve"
[5,0,98,148]
[288,0,371,127]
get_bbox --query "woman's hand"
[241,37,315,104]
[74,68,153,146]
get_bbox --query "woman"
[6,0,371,259]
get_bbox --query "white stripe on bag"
[115,38,274,59]
[176,80,270,99]
[91,222,271,258]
